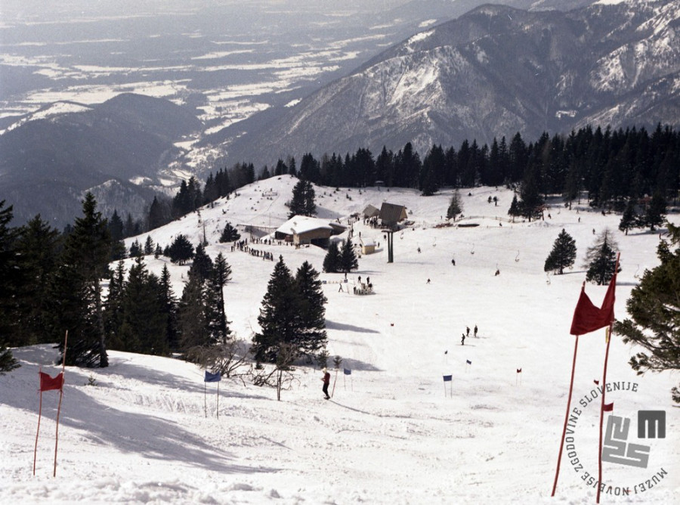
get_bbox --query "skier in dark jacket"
[322,368,331,399]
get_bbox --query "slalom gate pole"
[597,254,618,504]
[33,366,43,476]
[331,369,338,398]
[596,327,613,504]
[217,381,220,419]
[53,330,68,477]
[551,334,580,497]
[204,382,207,418]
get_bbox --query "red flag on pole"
[603,402,614,412]
[553,265,619,499]
[39,372,64,392]
[569,273,617,335]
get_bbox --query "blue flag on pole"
[466,360,472,365]
[443,375,453,382]
[344,368,352,375]
[204,371,221,382]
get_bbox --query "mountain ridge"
[0,93,202,227]
[214,0,680,166]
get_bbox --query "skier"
[474,325,478,337]
[451,258,456,266]
[466,326,470,337]
[461,333,466,346]
[321,368,331,399]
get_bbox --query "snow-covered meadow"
[1,176,678,504]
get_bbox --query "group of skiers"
[460,325,478,345]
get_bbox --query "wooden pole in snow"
[551,334,579,496]
[596,253,619,504]
[53,330,68,477]
[33,366,43,476]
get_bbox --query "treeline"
[0,192,330,379]
[107,163,255,246]
[115,124,679,242]
[276,124,679,207]
[0,195,236,368]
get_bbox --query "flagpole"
[331,369,338,398]
[597,253,619,504]
[216,380,220,419]
[596,328,612,503]
[33,366,43,477]
[53,330,68,478]
[551,333,580,497]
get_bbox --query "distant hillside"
[214,0,680,166]
[0,93,202,227]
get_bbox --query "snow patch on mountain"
[406,29,435,51]
[0,101,93,135]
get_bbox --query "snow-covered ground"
[1,176,678,504]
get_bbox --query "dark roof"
[362,204,380,218]
[379,202,407,224]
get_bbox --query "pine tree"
[108,210,126,260]
[0,201,20,373]
[104,261,126,350]
[322,241,341,273]
[147,196,169,231]
[219,222,241,243]
[585,228,620,285]
[205,253,232,344]
[508,194,522,222]
[619,199,638,235]
[119,257,168,354]
[519,158,543,220]
[144,236,154,255]
[294,261,328,359]
[52,193,112,367]
[420,144,443,196]
[252,256,302,364]
[13,215,61,346]
[129,240,142,258]
[158,265,179,351]
[189,243,213,281]
[288,179,316,218]
[446,191,463,221]
[614,221,680,403]
[167,234,194,265]
[642,193,667,231]
[544,229,576,275]
[340,238,359,273]
[178,269,209,352]
[304,181,317,217]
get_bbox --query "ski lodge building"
[379,202,408,229]
[274,216,346,247]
